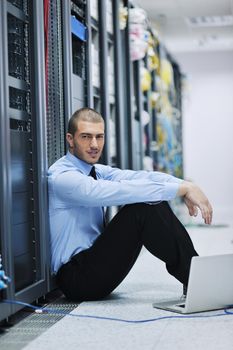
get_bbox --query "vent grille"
[0,300,79,349]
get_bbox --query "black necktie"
[89,166,106,227]
[89,166,97,180]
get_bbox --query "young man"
[48,107,213,301]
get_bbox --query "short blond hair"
[68,107,104,135]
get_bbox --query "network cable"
[1,255,233,324]
[1,299,233,324]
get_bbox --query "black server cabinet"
[0,2,12,321]
[62,0,128,170]
[0,0,48,321]
[86,0,124,169]
[62,0,87,119]
[122,0,144,170]
[47,0,87,168]
[71,0,87,112]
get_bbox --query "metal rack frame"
[0,0,13,322]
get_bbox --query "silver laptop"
[153,254,233,314]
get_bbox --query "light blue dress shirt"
[48,151,182,274]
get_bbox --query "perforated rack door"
[46,0,65,167]
[7,0,39,292]
[0,0,48,322]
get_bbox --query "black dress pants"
[56,202,198,301]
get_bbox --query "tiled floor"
[2,210,233,350]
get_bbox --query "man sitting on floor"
[48,107,213,301]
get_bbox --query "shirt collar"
[66,151,93,175]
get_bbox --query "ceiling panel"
[134,0,233,52]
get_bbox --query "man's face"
[66,120,105,164]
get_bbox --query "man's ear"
[66,133,74,148]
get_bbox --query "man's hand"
[178,181,213,225]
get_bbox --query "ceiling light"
[186,15,233,28]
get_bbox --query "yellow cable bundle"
[148,50,159,71]
[119,4,128,30]
[150,91,160,108]
[160,59,174,90]
[140,67,152,92]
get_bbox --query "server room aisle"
[1,210,233,350]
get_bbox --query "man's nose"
[90,137,98,147]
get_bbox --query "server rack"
[62,0,130,170]
[86,0,126,170]
[70,0,87,112]
[0,0,48,321]
[123,1,139,170]
[98,0,111,165]
[133,59,144,170]
[150,68,159,169]
[46,0,66,167]
[142,54,153,163]
[171,60,183,178]
[156,44,183,177]
[104,0,117,166]
[0,0,12,321]
[88,0,100,111]
[61,0,72,124]
[113,0,128,170]
[141,37,160,170]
